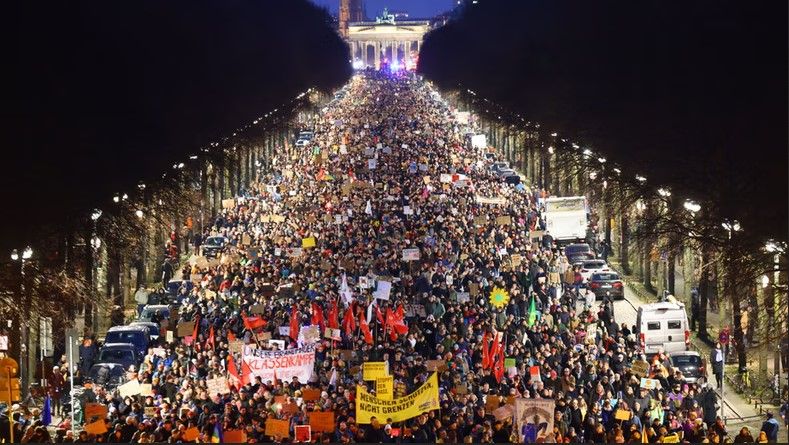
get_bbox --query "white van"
[636,300,690,355]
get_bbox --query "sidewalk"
[609,258,773,432]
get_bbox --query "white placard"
[374,280,392,300]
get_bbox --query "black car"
[668,351,707,384]
[588,272,624,300]
[564,243,595,264]
[201,236,228,258]
[87,363,126,389]
[97,343,141,370]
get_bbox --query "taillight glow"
[684,330,690,346]
[613,282,623,288]
[590,282,601,288]
[640,333,645,349]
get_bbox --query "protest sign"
[243,346,316,384]
[403,205,413,215]
[118,380,141,398]
[640,378,659,390]
[324,327,341,341]
[294,425,311,442]
[426,360,448,372]
[140,383,153,396]
[374,280,392,300]
[84,403,108,420]
[493,405,514,422]
[455,292,470,303]
[302,388,321,401]
[265,418,290,439]
[496,215,513,226]
[513,398,555,443]
[401,248,420,261]
[376,376,394,400]
[630,360,650,377]
[221,198,236,209]
[300,325,320,344]
[224,430,246,443]
[206,377,231,395]
[362,362,389,381]
[475,196,506,205]
[302,237,316,248]
[177,321,195,338]
[308,411,335,432]
[84,419,108,435]
[615,409,631,421]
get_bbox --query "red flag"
[327,301,340,329]
[391,305,408,335]
[290,305,300,341]
[241,357,253,386]
[385,308,395,340]
[342,304,356,337]
[311,302,325,332]
[489,332,500,371]
[481,331,491,370]
[375,304,385,325]
[493,340,506,383]
[272,369,279,388]
[243,314,267,331]
[359,312,373,345]
[227,330,236,342]
[227,355,241,388]
[206,325,215,350]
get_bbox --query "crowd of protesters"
[10,72,786,443]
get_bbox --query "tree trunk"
[667,252,676,295]
[620,213,630,274]
[698,246,710,339]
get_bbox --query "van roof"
[107,325,148,332]
[639,301,686,312]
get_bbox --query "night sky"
[310,0,456,19]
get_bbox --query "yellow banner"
[356,373,439,424]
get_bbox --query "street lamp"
[721,220,742,239]
[10,246,33,398]
[547,146,554,154]
[683,200,701,214]
[135,210,144,219]
[597,157,607,164]
[635,175,647,183]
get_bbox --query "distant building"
[347,8,430,70]
[339,0,365,38]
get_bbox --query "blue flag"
[212,421,223,443]
[41,395,52,426]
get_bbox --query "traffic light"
[0,357,21,403]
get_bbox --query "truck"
[543,196,588,242]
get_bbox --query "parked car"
[503,173,521,185]
[201,236,228,258]
[298,131,314,140]
[668,350,707,384]
[137,304,171,323]
[87,363,126,389]
[128,321,161,342]
[588,272,625,300]
[489,161,510,173]
[166,279,194,297]
[103,325,150,357]
[580,259,611,282]
[295,139,309,147]
[564,243,595,264]
[96,343,140,370]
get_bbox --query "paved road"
[607,273,768,433]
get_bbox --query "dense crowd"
[10,72,785,443]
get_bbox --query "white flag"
[365,200,372,215]
[340,274,354,306]
[329,367,338,387]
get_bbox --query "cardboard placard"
[302,388,321,401]
[250,304,266,315]
[241,233,252,246]
[302,237,316,248]
[615,409,631,421]
[224,430,246,443]
[177,321,195,338]
[84,403,108,420]
[84,419,108,436]
[144,406,157,417]
[363,362,389,381]
[206,377,231,395]
[510,254,523,267]
[140,383,153,396]
[301,325,320,344]
[229,340,245,355]
[469,283,480,297]
[426,360,448,372]
[455,384,469,395]
[486,396,501,412]
[183,426,200,441]
[222,198,236,209]
[118,379,141,398]
[496,215,512,226]
[630,360,650,377]
[324,327,341,341]
[281,402,299,416]
[401,248,421,261]
[166,330,174,343]
[403,304,426,318]
[308,411,335,432]
[473,216,487,226]
[265,418,290,439]
[294,425,312,442]
[640,378,659,390]
[456,292,470,303]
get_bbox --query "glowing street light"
[635,175,647,183]
[721,220,742,238]
[683,200,701,213]
[91,209,103,221]
[597,157,607,164]
[11,247,33,261]
[657,188,671,197]
[547,146,554,154]
[135,210,144,219]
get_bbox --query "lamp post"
[10,246,33,397]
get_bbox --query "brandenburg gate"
[347,9,430,70]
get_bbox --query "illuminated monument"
[345,7,430,70]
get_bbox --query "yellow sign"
[489,287,510,309]
[376,376,393,400]
[362,362,389,381]
[302,237,316,248]
[355,373,440,424]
